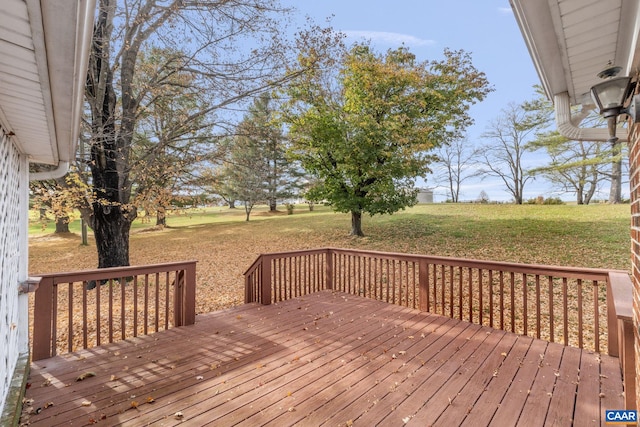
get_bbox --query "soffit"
[0,0,94,165]
[511,0,640,106]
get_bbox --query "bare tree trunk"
[350,211,364,237]
[609,140,622,203]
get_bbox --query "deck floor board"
[22,291,625,426]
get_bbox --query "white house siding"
[0,127,28,416]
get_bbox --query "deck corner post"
[182,261,196,326]
[418,259,428,311]
[32,276,55,361]
[326,249,334,290]
[261,256,272,305]
[618,318,637,410]
[606,276,619,357]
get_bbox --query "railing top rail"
[243,256,264,276]
[35,260,198,284]
[243,248,330,275]
[243,247,623,280]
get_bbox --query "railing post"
[606,276,619,357]
[32,276,55,361]
[326,250,333,290]
[619,318,637,410]
[418,259,428,311]
[173,270,184,327]
[183,262,196,325]
[261,255,272,305]
[244,272,252,303]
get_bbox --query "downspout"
[554,92,628,142]
[29,161,70,181]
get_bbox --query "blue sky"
[281,0,625,202]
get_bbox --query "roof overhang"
[0,0,95,166]
[510,0,640,107]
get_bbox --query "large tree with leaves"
[130,48,214,226]
[84,0,299,268]
[283,44,491,236]
[238,94,302,211]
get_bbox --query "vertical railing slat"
[548,276,554,343]
[68,282,73,353]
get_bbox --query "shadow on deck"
[22,291,624,426]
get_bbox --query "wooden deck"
[22,291,624,426]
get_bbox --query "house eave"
[0,0,95,166]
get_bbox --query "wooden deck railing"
[30,261,197,361]
[244,248,622,350]
[245,247,635,406]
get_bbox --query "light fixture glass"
[590,76,633,117]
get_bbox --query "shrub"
[285,203,295,214]
[543,197,564,205]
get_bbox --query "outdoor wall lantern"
[590,65,639,140]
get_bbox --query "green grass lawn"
[30,202,631,270]
[28,202,631,314]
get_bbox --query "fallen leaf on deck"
[76,372,96,381]
[174,411,184,419]
[81,400,92,406]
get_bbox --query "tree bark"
[350,211,364,236]
[156,206,166,227]
[93,203,132,268]
[55,216,70,233]
[269,198,277,211]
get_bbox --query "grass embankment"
[29,203,630,314]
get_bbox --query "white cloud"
[342,30,436,47]
[497,7,513,15]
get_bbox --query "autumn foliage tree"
[283,44,492,236]
[131,48,214,226]
[84,0,295,268]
